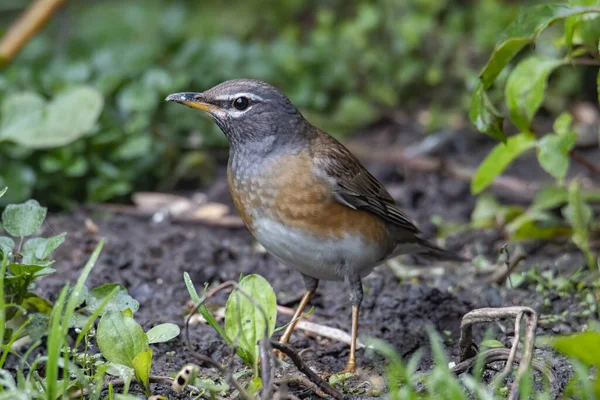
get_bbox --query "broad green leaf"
[26,313,50,341]
[146,323,180,344]
[537,132,577,180]
[480,4,599,88]
[0,87,104,149]
[21,233,67,263]
[564,180,595,268]
[471,133,536,194]
[553,331,600,366]
[0,237,14,257]
[553,112,573,135]
[470,195,501,228]
[0,163,36,206]
[97,311,148,367]
[505,57,563,132]
[86,284,140,314]
[507,210,572,240]
[1,199,47,237]
[531,185,568,210]
[469,84,506,141]
[9,263,50,276]
[22,293,53,314]
[132,348,152,396]
[225,274,277,367]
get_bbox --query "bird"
[166,79,465,374]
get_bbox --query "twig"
[484,247,527,285]
[450,348,556,385]
[86,203,245,228]
[275,376,329,398]
[570,150,600,179]
[271,340,344,400]
[456,307,539,399]
[0,0,66,66]
[347,144,541,203]
[493,311,523,385]
[68,375,201,398]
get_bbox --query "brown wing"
[309,130,419,234]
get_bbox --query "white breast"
[253,217,387,281]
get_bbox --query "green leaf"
[480,4,598,88]
[505,57,563,132]
[553,112,573,135]
[183,272,232,345]
[0,237,14,257]
[531,185,569,210]
[564,180,595,269]
[224,274,277,367]
[471,194,501,228]
[132,348,152,396]
[86,284,140,314]
[146,323,180,344]
[537,132,577,181]
[0,163,36,206]
[471,133,536,194]
[1,200,47,237]
[553,331,600,366]
[507,210,571,240]
[8,263,52,277]
[26,313,50,341]
[469,84,506,141]
[97,311,148,368]
[0,87,104,149]
[21,233,67,263]
[481,339,505,349]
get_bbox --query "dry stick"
[485,247,527,285]
[271,341,344,400]
[275,376,329,398]
[570,150,600,179]
[510,309,538,400]
[68,375,201,399]
[348,144,541,203]
[0,0,66,66]
[450,348,556,384]
[457,307,540,398]
[493,310,524,385]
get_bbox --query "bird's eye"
[233,96,250,110]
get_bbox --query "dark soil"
[20,121,600,398]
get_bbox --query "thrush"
[166,79,465,374]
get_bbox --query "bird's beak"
[165,92,220,113]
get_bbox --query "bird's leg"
[342,274,363,374]
[277,275,318,359]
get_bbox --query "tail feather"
[390,237,468,262]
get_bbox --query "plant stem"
[0,0,67,66]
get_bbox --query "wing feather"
[310,130,419,235]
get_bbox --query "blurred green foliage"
[0,0,562,207]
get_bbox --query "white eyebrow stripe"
[213,92,267,102]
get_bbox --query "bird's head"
[166,79,306,147]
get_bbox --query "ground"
[31,120,599,398]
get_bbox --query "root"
[454,307,557,399]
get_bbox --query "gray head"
[166,79,308,149]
